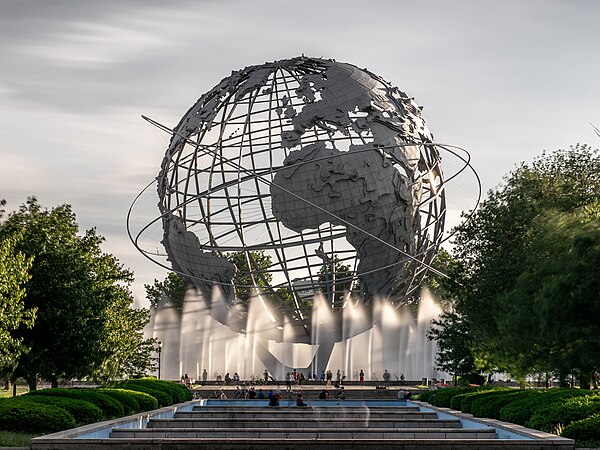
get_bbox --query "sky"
[1,0,599,306]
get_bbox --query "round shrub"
[562,413,600,445]
[430,386,478,407]
[528,393,600,433]
[500,401,535,425]
[455,387,510,413]
[418,390,432,403]
[449,392,472,410]
[470,390,530,419]
[26,388,124,418]
[121,389,159,412]
[499,389,589,426]
[114,382,172,407]
[121,378,191,403]
[0,398,76,433]
[19,395,102,425]
[95,389,140,415]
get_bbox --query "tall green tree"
[0,197,153,388]
[450,145,600,379]
[496,203,600,387]
[0,230,35,369]
[427,311,476,386]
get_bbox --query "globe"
[154,56,446,342]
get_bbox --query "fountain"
[149,286,445,382]
[129,56,479,384]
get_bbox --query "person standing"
[383,369,391,386]
[359,369,365,385]
[202,369,208,383]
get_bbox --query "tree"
[427,311,476,386]
[0,230,35,371]
[145,272,186,310]
[450,145,600,379]
[0,197,153,388]
[225,250,273,304]
[496,203,600,387]
[317,255,353,308]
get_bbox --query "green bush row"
[114,378,192,406]
[562,413,600,447]
[423,386,600,445]
[0,378,185,434]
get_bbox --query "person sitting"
[268,394,280,406]
[318,390,329,400]
[248,387,257,399]
[334,386,345,400]
[296,394,307,407]
[257,389,265,399]
[224,372,231,383]
[397,389,406,400]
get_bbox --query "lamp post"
[157,340,162,380]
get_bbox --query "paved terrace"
[31,389,574,450]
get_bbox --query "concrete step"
[110,427,497,439]
[192,404,421,411]
[149,417,462,428]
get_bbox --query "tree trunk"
[558,368,569,388]
[579,370,592,390]
[26,375,37,391]
[51,379,58,389]
[3,379,8,390]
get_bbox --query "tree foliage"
[448,145,600,382]
[317,255,353,307]
[427,311,476,385]
[145,272,186,310]
[0,197,153,387]
[225,250,273,303]
[0,222,35,368]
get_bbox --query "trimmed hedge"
[18,395,103,425]
[26,388,124,418]
[120,389,159,412]
[527,392,600,433]
[498,391,547,425]
[418,390,432,403]
[470,390,532,419]
[95,389,140,415]
[453,387,510,413]
[429,386,479,407]
[114,379,191,407]
[562,413,600,445]
[0,379,190,436]
[0,398,76,433]
[119,379,192,403]
[113,382,171,407]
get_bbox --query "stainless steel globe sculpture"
[141,57,448,343]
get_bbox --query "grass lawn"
[0,430,38,447]
[0,385,29,398]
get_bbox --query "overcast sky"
[1,0,598,305]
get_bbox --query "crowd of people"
[181,368,409,388]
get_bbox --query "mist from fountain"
[150,287,446,383]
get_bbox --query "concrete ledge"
[28,437,577,450]
[412,400,574,445]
